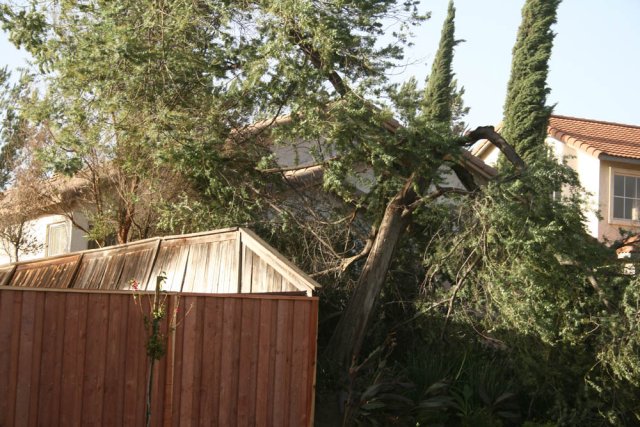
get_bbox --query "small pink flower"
[131,279,139,291]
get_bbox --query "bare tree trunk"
[117,206,134,245]
[13,223,23,262]
[326,177,419,369]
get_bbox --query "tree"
[0,187,42,262]
[422,1,640,422]
[322,0,509,371]
[1,1,240,244]
[421,0,457,125]
[1,0,428,246]
[501,0,560,163]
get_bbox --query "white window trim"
[45,221,70,257]
[609,166,640,227]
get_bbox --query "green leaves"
[501,0,560,164]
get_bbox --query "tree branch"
[289,29,350,97]
[405,185,473,214]
[462,126,525,171]
[310,227,376,278]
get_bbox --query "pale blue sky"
[1,0,639,128]
[396,0,640,127]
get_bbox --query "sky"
[1,0,639,128]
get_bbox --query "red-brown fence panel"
[0,288,318,427]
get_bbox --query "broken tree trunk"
[325,126,525,371]
[325,176,420,369]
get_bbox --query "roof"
[548,115,640,160]
[472,115,640,161]
[0,227,319,296]
[0,173,90,218]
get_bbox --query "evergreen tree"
[502,0,560,163]
[421,0,457,125]
[0,0,426,244]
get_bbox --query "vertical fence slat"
[14,291,36,425]
[102,294,128,426]
[307,298,319,426]
[191,296,205,424]
[236,298,259,426]
[0,290,21,427]
[123,294,144,427]
[273,299,294,426]
[170,295,185,427]
[218,297,240,426]
[60,293,88,426]
[37,292,65,427]
[178,295,198,426]
[254,299,273,426]
[151,297,170,427]
[81,293,109,426]
[288,300,308,426]
[199,296,224,425]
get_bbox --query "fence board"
[60,293,88,426]
[0,289,318,427]
[37,292,65,427]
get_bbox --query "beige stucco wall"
[0,211,90,265]
[544,138,640,242]
[473,137,629,242]
[556,139,602,239]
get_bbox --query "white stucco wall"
[482,144,500,166]
[0,211,90,265]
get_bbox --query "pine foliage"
[502,0,560,163]
[421,1,457,125]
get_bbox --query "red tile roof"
[471,116,640,161]
[548,115,640,160]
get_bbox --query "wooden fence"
[0,288,318,426]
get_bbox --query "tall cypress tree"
[502,0,560,163]
[422,0,457,124]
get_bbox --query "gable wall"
[0,212,89,265]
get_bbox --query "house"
[1,115,497,264]
[471,115,640,242]
[0,173,92,264]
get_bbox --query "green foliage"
[419,152,640,424]
[0,0,429,243]
[421,0,457,126]
[0,67,31,189]
[501,0,560,163]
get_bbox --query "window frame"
[609,167,640,226]
[45,221,69,257]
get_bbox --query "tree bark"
[325,176,419,369]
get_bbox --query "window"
[46,222,69,256]
[613,174,640,221]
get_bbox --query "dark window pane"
[625,176,636,198]
[614,196,625,219]
[614,175,624,197]
[625,198,633,219]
